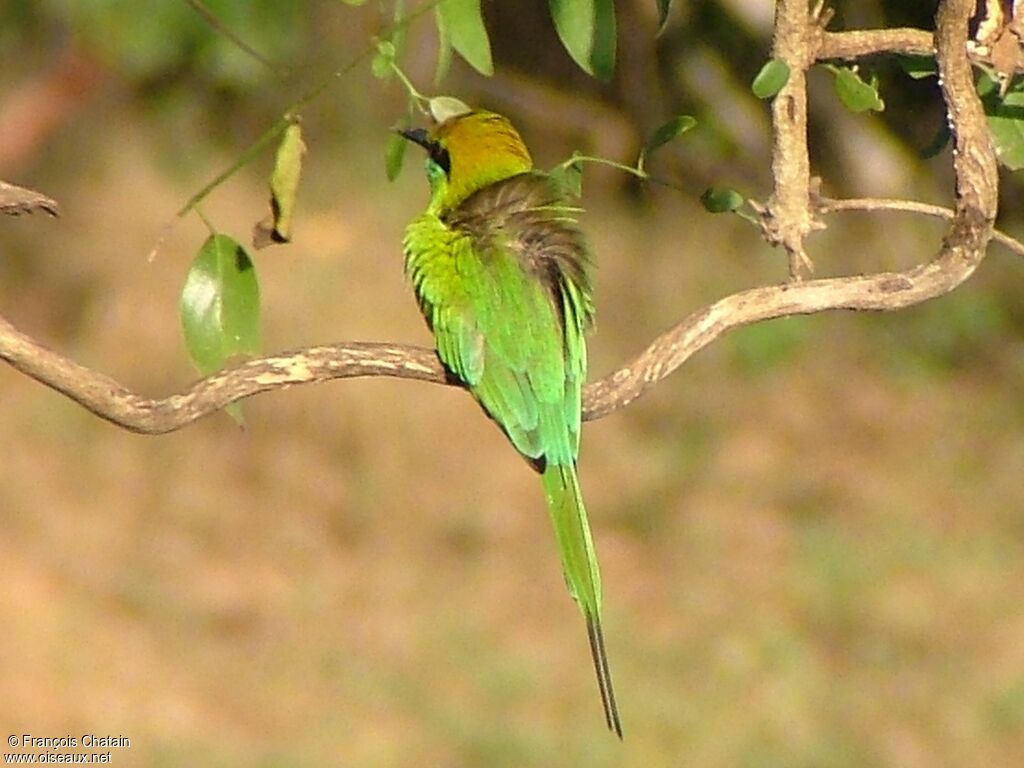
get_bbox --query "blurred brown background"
[2,1,1024,765]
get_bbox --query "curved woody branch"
[0,0,1004,435]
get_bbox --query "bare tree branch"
[819,28,935,59]
[0,0,1002,437]
[819,197,1024,258]
[591,0,1004,415]
[0,315,446,433]
[763,0,822,279]
[936,1,999,219]
[0,180,59,216]
[0,254,996,434]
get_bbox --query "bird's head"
[400,109,533,213]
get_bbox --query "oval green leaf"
[372,40,395,80]
[253,121,305,249]
[433,6,453,84]
[550,0,596,76]
[897,54,936,80]
[436,0,493,76]
[644,115,697,156]
[549,160,583,198]
[977,71,998,98]
[385,130,408,181]
[751,58,790,99]
[830,65,885,113]
[700,187,745,213]
[591,0,616,82]
[656,0,672,34]
[181,234,262,377]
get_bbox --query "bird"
[399,106,621,737]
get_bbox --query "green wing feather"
[404,171,620,736]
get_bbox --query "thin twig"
[819,197,1024,258]
[175,116,292,218]
[184,0,284,77]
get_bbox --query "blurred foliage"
[40,0,304,91]
[875,285,1024,378]
[0,0,308,148]
[0,0,1013,195]
[727,317,811,377]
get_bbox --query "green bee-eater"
[400,108,621,737]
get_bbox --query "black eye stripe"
[398,127,452,176]
[430,144,451,175]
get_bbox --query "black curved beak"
[398,127,431,150]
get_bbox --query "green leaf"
[550,0,596,76]
[656,0,672,34]
[385,130,408,181]
[700,187,745,213]
[751,58,790,99]
[372,40,395,79]
[638,114,697,169]
[433,5,453,84]
[391,0,408,60]
[549,160,583,198]
[982,80,1024,170]
[978,71,999,98]
[181,234,262,378]
[253,122,306,249]
[549,0,615,80]
[920,121,950,159]
[436,0,493,76]
[591,0,616,82]
[829,65,885,113]
[271,123,306,230]
[897,54,936,80]
[646,115,697,151]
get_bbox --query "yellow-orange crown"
[406,109,534,211]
